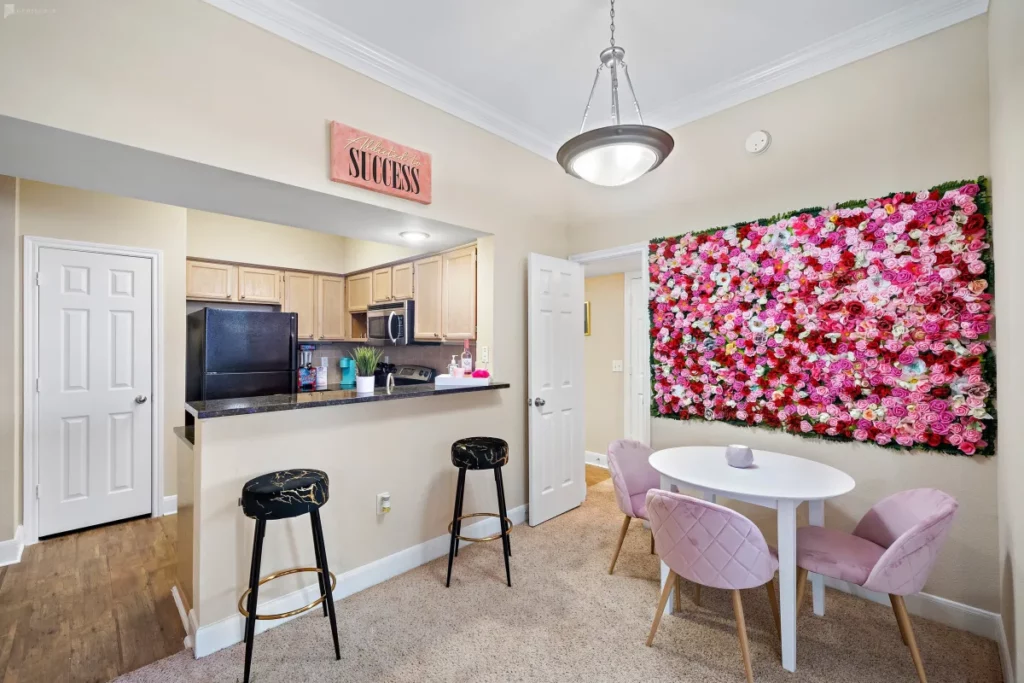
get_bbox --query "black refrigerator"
[186,309,298,420]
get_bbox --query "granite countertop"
[185,382,511,419]
[173,425,195,446]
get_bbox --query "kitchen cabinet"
[347,272,372,312]
[283,271,317,340]
[413,254,443,340]
[186,260,234,301]
[237,265,282,304]
[392,262,414,300]
[372,268,393,303]
[316,275,346,341]
[441,246,477,340]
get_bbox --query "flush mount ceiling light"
[557,0,674,187]
[399,230,430,242]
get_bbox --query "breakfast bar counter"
[185,382,510,419]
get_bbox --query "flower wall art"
[649,178,995,456]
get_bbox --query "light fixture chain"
[609,0,616,47]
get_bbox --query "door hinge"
[34,272,40,286]
[35,485,40,500]
[35,378,39,392]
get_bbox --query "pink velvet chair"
[795,489,959,683]
[646,489,781,683]
[606,439,659,574]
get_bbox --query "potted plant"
[350,346,383,394]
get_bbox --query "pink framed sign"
[329,121,432,205]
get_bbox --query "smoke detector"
[745,130,771,155]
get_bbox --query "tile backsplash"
[308,342,477,385]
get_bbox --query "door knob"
[534,398,546,407]
[135,395,148,404]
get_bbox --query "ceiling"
[205,0,987,158]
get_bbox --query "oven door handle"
[387,311,398,344]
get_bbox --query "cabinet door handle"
[240,294,246,299]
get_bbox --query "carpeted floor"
[116,480,1002,683]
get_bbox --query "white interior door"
[36,246,153,536]
[528,253,585,526]
[625,272,650,444]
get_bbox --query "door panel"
[238,266,282,304]
[38,247,153,536]
[442,246,476,340]
[186,260,233,301]
[316,275,346,341]
[413,255,443,340]
[372,268,393,303]
[283,271,316,340]
[528,253,584,526]
[392,262,414,300]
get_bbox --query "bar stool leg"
[311,514,328,617]
[243,519,266,683]
[495,466,511,557]
[454,468,467,558]
[494,467,511,587]
[311,510,340,660]
[446,468,467,587]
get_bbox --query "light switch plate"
[480,346,489,363]
[612,360,623,372]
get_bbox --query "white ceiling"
[206,0,987,158]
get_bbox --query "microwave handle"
[388,311,397,344]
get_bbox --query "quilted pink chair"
[646,489,781,683]
[606,439,659,574]
[795,489,958,683]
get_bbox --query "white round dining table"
[649,446,855,673]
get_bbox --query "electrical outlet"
[376,492,391,515]
[480,346,489,363]
[612,360,623,372]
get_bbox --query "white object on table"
[434,374,492,388]
[649,446,854,673]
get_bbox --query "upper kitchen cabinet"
[283,271,317,340]
[316,275,346,341]
[392,262,414,300]
[413,254,443,340]
[372,268,393,303]
[237,265,282,304]
[186,260,234,301]
[441,246,477,340]
[347,271,373,312]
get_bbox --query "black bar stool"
[446,437,512,587]
[239,469,339,683]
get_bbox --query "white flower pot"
[355,375,376,394]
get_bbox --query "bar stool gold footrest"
[238,567,337,620]
[447,512,514,542]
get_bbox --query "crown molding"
[204,0,986,161]
[202,0,556,158]
[648,0,989,130]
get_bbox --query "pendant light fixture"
[557,0,673,187]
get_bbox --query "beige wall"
[17,181,188,503]
[341,239,424,273]
[0,177,17,540]
[567,18,998,612]
[989,0,1024,676]
[584,274,625,454]
[0,0,568,566]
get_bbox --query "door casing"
[22,235,165,545]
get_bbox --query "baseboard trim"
[0,526,24,567]
[821,577,1001,642]
[585,451,608,469]
[192,504,527,658]
[162,495,178,516]
[997,615,1015,683]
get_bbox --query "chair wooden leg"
[890,594,910,646]
[891,595,928,683]
[646,570,677,647]
[796,567,809,616]
[673,574,682,612]
[766,577,782,644]
[693,583,702,607]
[609,515,631,575]
[650,528,655,555]
[732,590,755,683]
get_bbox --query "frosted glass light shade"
[557,124,673,187]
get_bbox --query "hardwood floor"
[586,464,610,488]
[0,516,184,683]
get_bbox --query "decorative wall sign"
[649,178,995,456]
[329,122,432,204]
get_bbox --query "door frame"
[22,235,165,545]
[569,243,651,446]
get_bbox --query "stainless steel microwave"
[367,300,437,346]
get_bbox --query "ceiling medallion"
[557,0,674,187]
